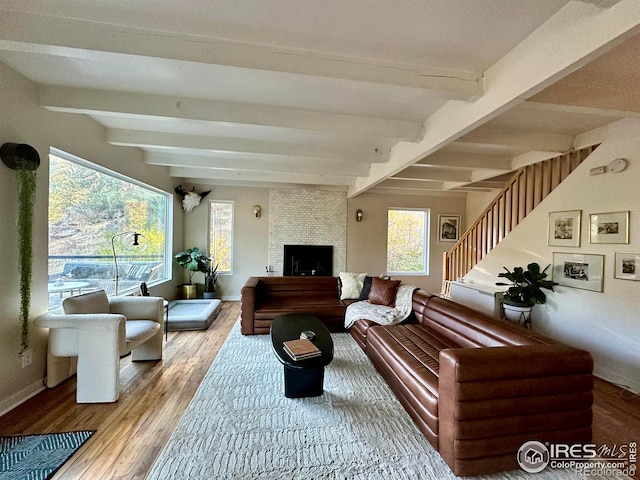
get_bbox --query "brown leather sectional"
[241,276,594,476]
[352,290,593,476]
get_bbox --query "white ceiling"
[0,0,638,197]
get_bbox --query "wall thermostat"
[608,158,628,173]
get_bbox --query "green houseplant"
[174,247,210,298]
[496,262,558,323]
[17,168,37,352]
[203,262,219,299]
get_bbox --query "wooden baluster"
[504,187,512,236]
[442,146,599,282]
[511,175,520,230]
[525,165,535,216]
[496,195,503,243]
[475,225,482,263]
[551,155,561,189]
[463,236,468,275]
[541,159,552,200]
[482,213,488,257]
[561,153,571,181]
[442,251,449,282]
[533,162,543,208]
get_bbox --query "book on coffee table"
[283,338,321,361]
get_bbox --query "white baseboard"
[221,295,240,301]
[594,367,640,394]
[0,380,46,417]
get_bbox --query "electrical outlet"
[21,349,32,368]
[589,166,607,175]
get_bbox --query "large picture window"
[48,148,171,309]
[387,208,430,275]
[209,201,234,274]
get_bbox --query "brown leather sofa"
[351,289,593,476]
[241,276,594,476]
[240,276,347,335]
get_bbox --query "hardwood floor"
[0,302,239,480]
[0,301,638,479]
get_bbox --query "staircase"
[442,145,599,290]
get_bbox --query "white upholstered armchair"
[35,290,164,403]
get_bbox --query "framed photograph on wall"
[438,214,461,243]
[548,210,581,247]
[614,252,640,281]
[590,211,629,244]
[552,252,604,292]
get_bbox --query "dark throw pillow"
[368,277,401,307]
[358,276,373,301]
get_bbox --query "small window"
[387,208,430,275]
[209,201,234,273]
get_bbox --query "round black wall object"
[1,143,40,170]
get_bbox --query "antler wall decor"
[174,184,211,213]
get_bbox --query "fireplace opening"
[283,245,333,276]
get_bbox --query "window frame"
[208,200,234,275]
[386,207,430,276]
[48,147,173,298]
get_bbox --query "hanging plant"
[1,143,40,353]
[16,169,37,352]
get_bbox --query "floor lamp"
[111,231,143,295]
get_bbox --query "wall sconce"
[253,205,262,218]
[356,209,363,222]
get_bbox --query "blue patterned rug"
[0,431,95,480]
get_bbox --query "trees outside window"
[48,148,170,308]
[387,208,429,274]
[209,201,233,273]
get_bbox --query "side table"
[163,300,169,340]
[270,313,334,398]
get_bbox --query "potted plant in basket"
[174,247,210,299]
[203,262,219,299]
[496,262,558,324]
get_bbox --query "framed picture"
[438,215,461,243]
[552,252,604,292]
[614,252,640,281]
[590,211,629,244]
[548,210,581,247]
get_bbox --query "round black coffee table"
[270,313,334,398]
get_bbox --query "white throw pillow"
[339,272,368,300]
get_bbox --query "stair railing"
[442,145,599,287]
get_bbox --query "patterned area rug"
[148,321,586,480]
[0,430,94,480]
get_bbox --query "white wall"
[347,192,467,293]
[464,119,640,393]
[466,189,500,226]
[182,186,467,299]
[0,63,182,414]
[184,184,271,300]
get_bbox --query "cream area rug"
[147,321,588,480]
